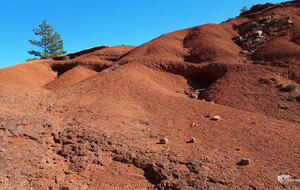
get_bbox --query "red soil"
[0,59,56,91]
[44,65,98,92]
[0,1,299,189]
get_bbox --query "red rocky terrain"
[0,1,299,189]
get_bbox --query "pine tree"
[28,20,66,58]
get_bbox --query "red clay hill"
[0,1,299,189]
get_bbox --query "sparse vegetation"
[253,38,263,44]
[259,76,277,84]
[234,12,293,54]
[259,16,270,22]
[240,6,248,13]
[259,76,299,103]
[249,21,259,28]
[226,17,234,22]
[291,90,300,102]
[281,11,291,19]
[62,55,70,60]
[277,82,300,102]
[26,58,39,62]
[277,83,287,90]
[277,83,298,92]
[270,17,280,26]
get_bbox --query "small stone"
[160,137,168,144]
[190,94,198,99]
[64,170,73,175]
[288,20,293,24]
[191,122,196,127]
[211,116,221,121]
[0,149,5,152]
[255,30,263,37]
[189,137,196,143]
[205,114,211,119]
[238,158,250,166]
[239,50,248,54]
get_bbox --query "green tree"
[28,20,66,58]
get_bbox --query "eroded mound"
[183,24,240,63]
[44,65,98,91]
[0,59,56,91]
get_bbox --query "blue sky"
[0,0,284,68]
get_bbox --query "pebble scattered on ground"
[160,137,169,144]
[189,137,196,143]
[190,94,198,99]
[238,158,250,166]
[211,116,221,121]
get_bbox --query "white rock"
[255,30,263,37]
[190,137,196,143]
[211,116,221,120]
[190,94,198,99]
